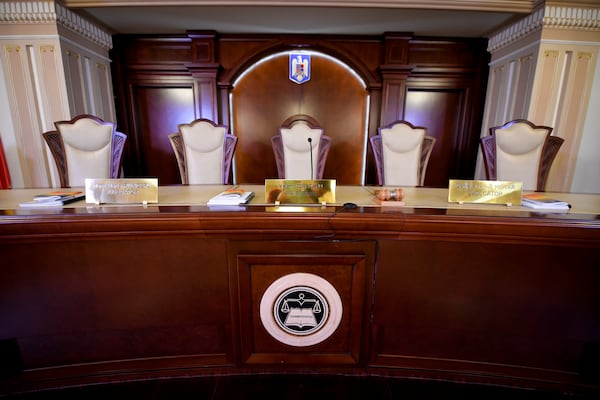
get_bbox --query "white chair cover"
[381,123,425,186]
[59,118,113,187]
[495,123,548,191]
[280,123,323,180]
[180,121,227,184]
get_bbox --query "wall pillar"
[476,1,600,193]
[187,31,221,123]
[379,33,413,126]
[0,1,115,188]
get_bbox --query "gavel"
[375,188,405,201]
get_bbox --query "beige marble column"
[0,1,114,188]
[477,1,600,193]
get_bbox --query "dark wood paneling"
[121,37,192,67]
[408,38,484,69]
[405,86,466,187]
[372,238,599,385]
[111,34,488,186]
[230,241,375,365]
[129,83,196,183]
[1,205,599,395]
[1,237,232,369]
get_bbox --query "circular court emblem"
[260,273,343,347]
[274,286,328,336]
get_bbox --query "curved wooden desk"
[1,186,599,396]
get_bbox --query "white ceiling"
[75,5,524,38]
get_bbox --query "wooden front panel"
[372,238,600,385]
[128,83,196,183]
[231,53,368,184]
[230,241,376,365]
[1,236,232,369]
[0,205,599,394]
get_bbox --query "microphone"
[308,137,314,180]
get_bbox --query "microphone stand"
[308,137,314,180]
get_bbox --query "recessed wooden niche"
[229,240,376,366]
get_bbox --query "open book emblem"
[274,286,328,336]
[260,273,343,346]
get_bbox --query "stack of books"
[521,193,570,211]
[207,188,254,206]
[19,191,85,208]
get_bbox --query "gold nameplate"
[85,178,159,204]
[266,206,329,213]
[448,179,522,205]
[265,179,336,204]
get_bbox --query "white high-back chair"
[370,120,436,187]
[43,114,127,188]
[480,119,564,191]
[271,114,331,180]
[169,118,237,184]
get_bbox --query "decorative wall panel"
[128,83,196,183]
[530,45,599,192]
[405,84,469,187]
[112,34,489,186]
[229,240,375,366]
[2,41,63,187]
[63,49,86,116]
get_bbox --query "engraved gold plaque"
[448,179,522,205]
[266,206,329,213]
[265,179,336,204]
[85,178,159,204]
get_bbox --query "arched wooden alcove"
[230,51,369,185]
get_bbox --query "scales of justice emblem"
[289,53,311,84]
[259,272,343,347]
[274,287,327,336]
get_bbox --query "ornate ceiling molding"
[543,5,600,30]
[63,0,535,13]
[487,7,545,52]
[0,1,57,24]
[487,4,600,52]
[0,1,112,50]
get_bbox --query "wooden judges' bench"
[1,186,599,396]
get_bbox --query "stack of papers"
[207,188,254,206]
[521,193,570,210]
[19,191,85,208]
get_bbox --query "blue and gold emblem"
[289,53,311,84]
